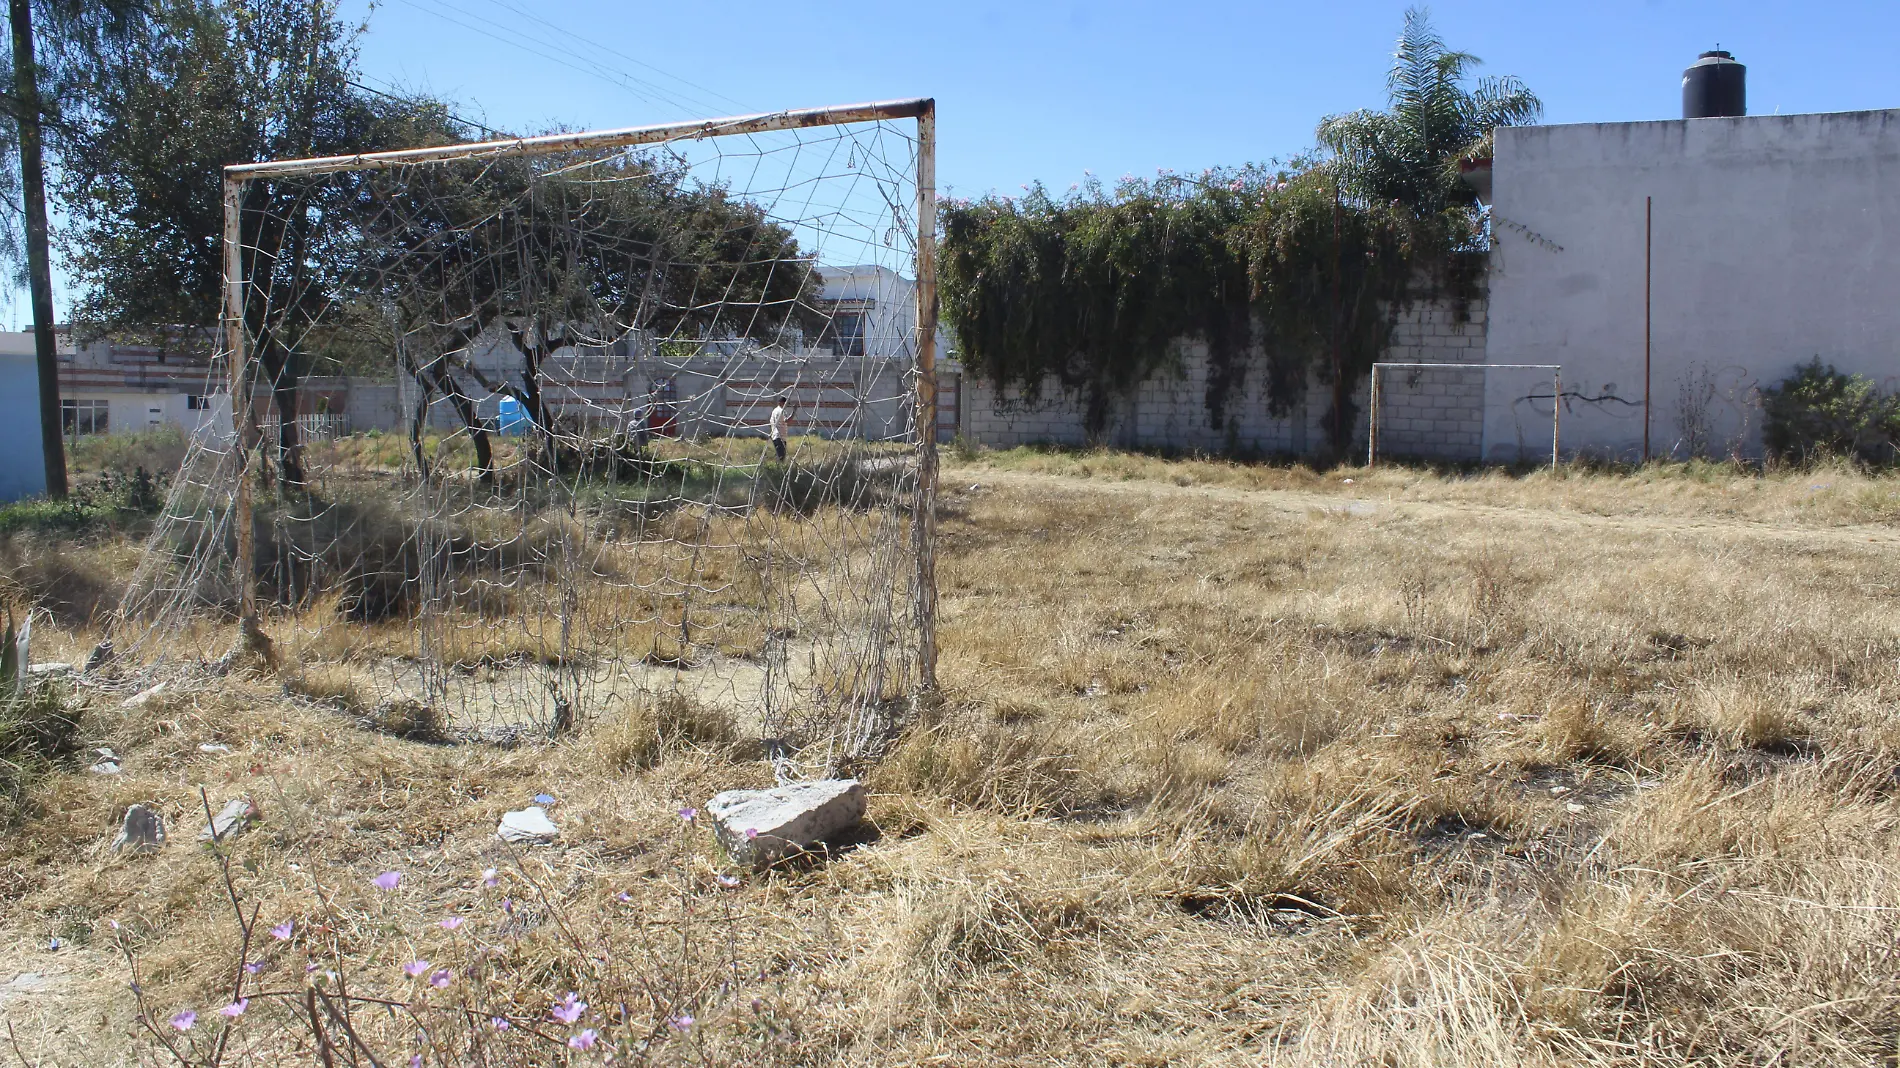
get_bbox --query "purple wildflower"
[169,1010,196,1031]
[490,1016,511,1031]
[410,1056,423,1068]
[218,999,248,1018]
[550,991,586,1024]
[439,916,462,931]
[668,1012,695,1031]
[243,961,262,975]
[677,807,696,822]
[482,868,499,888]
[429,969,452,988]
[403,960,430,978]
[372,871,401,891]
[568,1029,599,1050]
[715,874,741,889]
[615,891,633,904]
[269,921,294,941]
[744,827,758,840]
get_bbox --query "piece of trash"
[111,804,166,854]
[89,746,123,775]
[497,806,558,844]
[1549,785,1569,796]
[532,793,556,806]
[1341,478,1355,484]
[198,799,255,842]
[1565,802,1586,815]
[123,682,167,709]
[199,743,231,754]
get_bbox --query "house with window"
[0,329,229,444]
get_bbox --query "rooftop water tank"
[1683,49,1746,118]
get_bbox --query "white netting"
[115,109,932,775]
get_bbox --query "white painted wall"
[1484,108,1900,461]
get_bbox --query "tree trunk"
[253,340,306,490]
[422,359,494,485]
[10,0,67,498]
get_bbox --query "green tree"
[1317,6,1541,221]
[352,151,822,481]
[57,0,458,489]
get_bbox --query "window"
[825,312,866,358]
[186,394,210,410]
[61,399,108,437]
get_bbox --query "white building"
[14,262,959,450]
[0,329,229,444]
[1482,107,1900,461]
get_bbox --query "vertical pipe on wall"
[913,100,939,693]
[1643,195,1652,463]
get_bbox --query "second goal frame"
[1368,362,1562,467]
[216,98,942,690]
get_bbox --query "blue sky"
[8,0,1895,326]
[342,0,1898,201]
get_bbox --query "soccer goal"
[116,100,941,775]
[1367,362,1561,466]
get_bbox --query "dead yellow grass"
[4,451,1900,1064]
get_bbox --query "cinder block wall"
[961,294,1486,460]
[1370,296,1488,460]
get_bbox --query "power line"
[348,77,508,139]
[389,0,728,122]
[469,0,755,116]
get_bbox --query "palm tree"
[1317,7,1541,218]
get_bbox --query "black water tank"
[1683,50,1746,118]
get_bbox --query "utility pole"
[1643,195,1652,463]
[1330,169,1344,459]
[10,0,68,498]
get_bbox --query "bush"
[0,465,166,536]
[68,426,190,479]
[0,612,82,826]
[1759,358,1898,462]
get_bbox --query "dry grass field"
[3,445,1900,1065]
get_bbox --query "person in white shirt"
[768,394,790,462]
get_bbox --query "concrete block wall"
[962,294,1485,460]
[1371,298,1487,461]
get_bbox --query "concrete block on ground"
[708,779,866,871]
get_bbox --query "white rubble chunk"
[497,806,558,843]
[27,663,72,677]
[198,799,255,842]
[706,779,866,871]
[111,804,166,854]
[122,682,167,709]
[88,747,122,775]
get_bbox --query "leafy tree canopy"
[939,7,1535,454]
